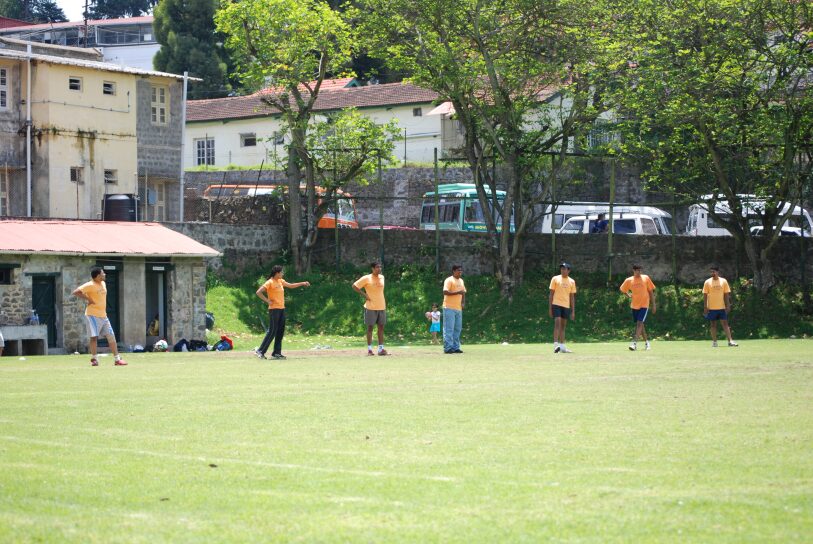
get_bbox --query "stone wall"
[312,229,813,284]
[168,259,208,343]
[163,222,287,278]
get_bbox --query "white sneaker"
[712,341,718,348]
[728,341,738,347]
[554,344,561,354]
[645,342,651,351]
[560,346,573,353]
[629,343,637,351]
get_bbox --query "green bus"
[420,183,515,232]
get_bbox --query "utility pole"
[83,0,89,48]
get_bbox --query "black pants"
[258,309,286,356]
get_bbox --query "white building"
[184,78,467,168]
[0,16,159,71]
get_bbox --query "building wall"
[0,58,25,216]
[168,258,208,343]
[33,62,138,219]
[136,77,184,221]
[183,102,443,170]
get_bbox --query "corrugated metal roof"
[0,220,220,258]
[0,47,199,81]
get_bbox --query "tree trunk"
[286,149,303,274]
[742,236,776,294]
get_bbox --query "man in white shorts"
[72,267,126,366]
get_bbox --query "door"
[101,269,121,346]
[145,265,168,339]
[32,276,57,348]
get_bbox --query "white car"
[541,203,674,234]
[558,213,663,235]
[686,195,813,236]
[749,225,801,237]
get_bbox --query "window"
[153,181,166,221]
[562,220,584,233]
[195,138,215,166]
[151,85,168,125]
[0,170,7,215]
[272,132,284,145]
[103,81,116,95]
[413,107,423,117]
[641,217,658,235]
[613,219,636,234]
[104,169,118,184]
[70,167,84,184]
[0,268,12,285]
[240,133,257,147]
[0,68,8,110]
[69,77,82,91]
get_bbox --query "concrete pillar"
[121,258,146,348]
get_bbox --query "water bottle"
[30,310,39,326]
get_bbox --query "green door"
[104,270,121,344]
[32,276,57,348]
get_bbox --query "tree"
[357,0,606,297]
[605,0,813,292]
[0,0,66,22]
[88,0,157,19]
[153,0,231,99]
[216,0,358,272]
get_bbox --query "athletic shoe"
[272,353,286,360]
[454,349,463,354]
[90,358,99,367]
[645,342,651,351]
[367,350,375,356]
[256,350,268,359]
[728,341,738,347]
[712,341,718,348]
[378,349,389,356]
[560,346,573,353]
[554,346,561,354]
[629,343,637,351]
[444,350,455,354]
[114,359,127,366]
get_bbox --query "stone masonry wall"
[168,259,208,343]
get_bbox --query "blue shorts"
[552,305,571,319]
[705,309,728,321]
[631,308,649,323]
[429,322,441,333]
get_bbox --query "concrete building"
[0,16,159,71]
[0,37,189,222]
[184,78,464,168]
[0,219,219,355]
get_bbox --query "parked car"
[686,195,813,236]
[558,213,665,235]
[541,203,673,234]
[749,225,801,237]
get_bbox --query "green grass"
[1,341,811,542]
[206,267,813,350]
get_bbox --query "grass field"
[1,340,812,543]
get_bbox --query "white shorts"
[85,315,114,339]
[0,331,4,348]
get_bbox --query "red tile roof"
[0,220,220,257]
[187,80,440,123]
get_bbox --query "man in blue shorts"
[549,262,577,353]
[703,266,738,347]
[619,264,656,351]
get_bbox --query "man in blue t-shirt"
[592,213,609,233]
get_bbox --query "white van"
[559,213,664,235]
[686,196,813,236]
[540,203,674,234]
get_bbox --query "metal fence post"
[378,155,384,265]
[551,159,557,270]
[607,158,615,284]
[434,148,440,275]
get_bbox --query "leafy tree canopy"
[0,0,66,22]
[88,0,157,19]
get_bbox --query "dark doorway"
[145,262,170,340]
[32,275,57,348]
[97,265,121,347]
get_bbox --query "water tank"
[103,194,137,222]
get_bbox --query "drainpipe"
[178,71,188,223]
[26,43,32,217]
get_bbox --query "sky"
[59,0,90,22]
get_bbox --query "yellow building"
[0,38,188,220]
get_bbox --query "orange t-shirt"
[79,280,107,318]
[703,277,731,310]
[620,275,656,309]
[353,274,386,310]
[261,277,293,309]
[442,276,467,310]
[549,275,577,308]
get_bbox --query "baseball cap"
[560,262,572,269]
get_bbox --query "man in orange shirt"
[72,267,126,366]
[549,262,576,353]
[353,262,388,356]
[619,264,656,351]
[255,265,310,360]
[703,265,738,347]
[442,264,467,354]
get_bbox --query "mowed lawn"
[0,341,811,543]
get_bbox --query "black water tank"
[103,194,137,222]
